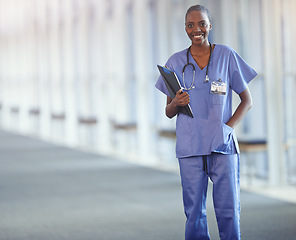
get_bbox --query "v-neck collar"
[188,44,216,71]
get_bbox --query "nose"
[193,24,201,32]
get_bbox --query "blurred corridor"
[0,0,296,185]
[0,0,296,238]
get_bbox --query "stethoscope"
[182,42,212,91]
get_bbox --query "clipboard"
[157,65,194,118]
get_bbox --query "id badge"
[210,79,227,95]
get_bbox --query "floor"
[1,130,296,240]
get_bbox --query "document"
[157,65,194,118]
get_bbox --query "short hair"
[185,5,212,23]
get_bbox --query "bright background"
[0,0,295,191]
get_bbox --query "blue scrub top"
[155,44,257,158]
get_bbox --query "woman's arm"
[226,87,253,128]
[166,90,190,118]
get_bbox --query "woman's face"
[185,10,212,46]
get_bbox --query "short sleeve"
[155,60,174,96]
[229,50,257,94]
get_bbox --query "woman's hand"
[165,90,190,118]
[172,89,190,107]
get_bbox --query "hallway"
[0,130,295,240]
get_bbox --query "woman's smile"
[193,33,204,40]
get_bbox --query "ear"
[209,24,212,30]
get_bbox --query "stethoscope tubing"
[182,43,212,90]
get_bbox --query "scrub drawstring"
[202,155,209,175]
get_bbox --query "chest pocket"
[211,94,226,105]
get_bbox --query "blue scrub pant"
[178,153,240,240]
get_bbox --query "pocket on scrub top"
[214,123,234,153]
[211,94,226,105]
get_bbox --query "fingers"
[179,97,190,106]
[175,89,183,97]
[175,90,190,106]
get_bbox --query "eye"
[187,23,193,28]
[200,22,208,28]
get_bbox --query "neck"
[190,42,211,55]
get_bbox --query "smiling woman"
[155,4,257,240]
[185,5,212,48]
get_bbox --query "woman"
[155,5,257,240]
